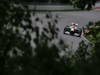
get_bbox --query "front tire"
[70,31,74,35]
[77,31,82,37]
[63,28,66,34]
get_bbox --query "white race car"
[63,25,82,37]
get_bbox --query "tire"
[63,28,66,34]
[78,32,82,37]
[63,31,65,34]
[75,29,82,37]
[70,31,74,35]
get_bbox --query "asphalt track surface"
[54,11,100,51]
[31,11,100,51]
[29,2,100,11]
[30,2,100,51]
[29,5,75,10]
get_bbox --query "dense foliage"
[83,21,100,75]
[11,0,71,4]
[0,1,100,75]
[0,1,68,75]
[70,0,97,10]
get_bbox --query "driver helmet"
[71,22,78,26]
[75,24,78,26]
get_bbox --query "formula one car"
[63,25,82,37]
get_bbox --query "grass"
[31,9,85,12]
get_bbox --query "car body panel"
[64,25,82,37]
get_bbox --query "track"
[31,10,100,51]
[53,11,100,50]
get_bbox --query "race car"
[63,25,82,37]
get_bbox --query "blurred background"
[0,0,100,75]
